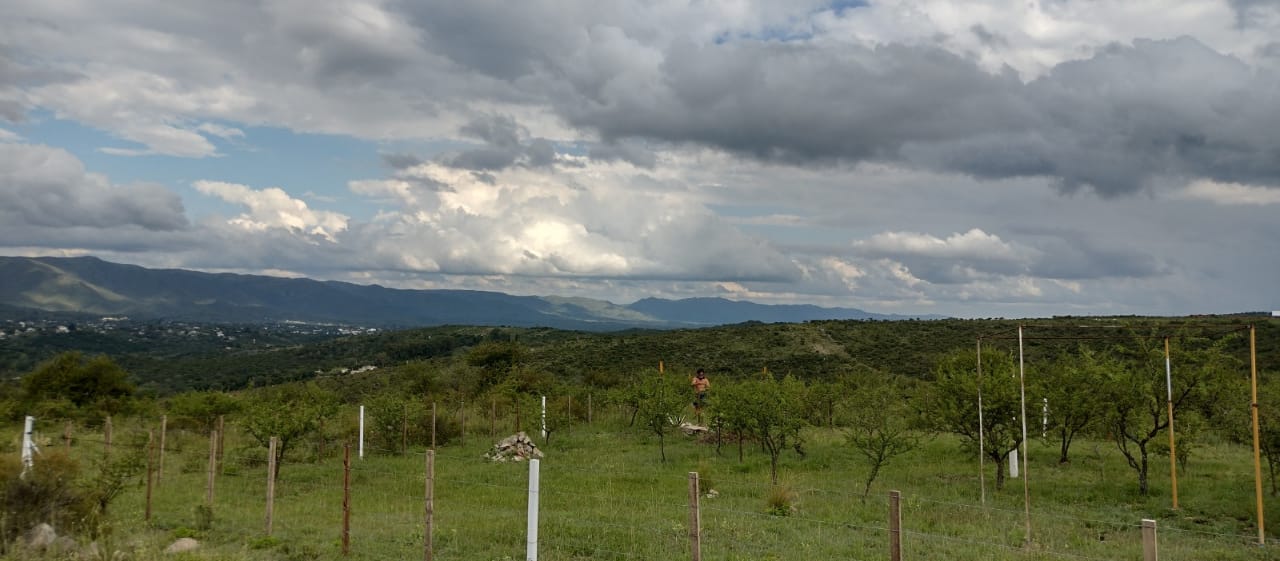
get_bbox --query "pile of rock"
[679,421,709,436]
[484,432,544,462]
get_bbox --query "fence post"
[343,443,351,556]
[206,430,218,507]
[688,472,702,561]
[491,396,497,438]
[21,416,35,478]
[158,414,167,486]
[425,450,435,561]
[359,405,365,460]
[402,404,409,455]
[1142,519,1158,561]
[588,394,593,425]
[460,400,466,445]
[266,436,278,535]
[145,430,155,523]
[216,415,225,474]
[104,415,113,460]
[431,402,438,451]
[527,459,541,561]
[889,490,901,561]
[64,420,72,449]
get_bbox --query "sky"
[1,0,1278,318]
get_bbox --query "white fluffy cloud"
[193,180,349,241]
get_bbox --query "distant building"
[1274,311,1280,317]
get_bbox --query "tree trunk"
[1138,447,1149,495]
[994,453,1007,490]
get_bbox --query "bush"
[0,449,93,553]
[765,483,797,517]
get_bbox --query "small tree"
[21,352,136,419]
[166,390,241,434]
[1101,334,1236,495]
[241,382,339,479]
[632,371,688,462]
[845,376,918,499]
[928,347,1022,491]
[1039,348,1108,464]
[722,374,808,484]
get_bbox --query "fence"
[9,415,1279,560]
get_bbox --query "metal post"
[359,405,365,459]
[541,395,547,440]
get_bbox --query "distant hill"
[0,256,936,330]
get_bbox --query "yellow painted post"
[1165,337,1179,510]
[1250,325,1265,545]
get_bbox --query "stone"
[679,422,709,436]
[484,432,545,462]
[25,523,56,550]
[50,536,78,556]
[164,538,200,554]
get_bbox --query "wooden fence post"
[688,472,702,561]
[431,402,437,451]
[104,416,113,460]
[1142,519,1158,561]
[206,430,218,507]
[343,443,351,556]
[587,394,592,425]
[266,436,278,535]
[424,450,435,561]
[401,404,408,456]
[158,414,167,486]
[460,400,466,445]
[63,421,72,449]
[145,430,155,524]
[490,396,497,438]
[216,415,226,474]
[889,490,902,561]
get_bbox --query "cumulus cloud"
[0,143,187,230]
[193,180,349,241]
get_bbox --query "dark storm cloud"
[445,114,560,170]
[536,35,1279,196]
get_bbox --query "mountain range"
[0,256,938,330]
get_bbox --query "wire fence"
[9,416,1280,560]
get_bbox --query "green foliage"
[1100,332,1239,494]
[239,382,339,478]
[1037,347,1112,464]
[927,346,1022,490]
[21,352,136,419]
[165,391,241,433]
[0,449,92,553]
[631,371,688,461]
[717,374,809,484]
[845,375,919,498]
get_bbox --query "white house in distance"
[1273,311,1280,317]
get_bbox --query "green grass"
[8,414,1280,560]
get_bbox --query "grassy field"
[8,409,1280,561]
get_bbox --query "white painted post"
[540,395,547,440]
[359,405,365,460]
[1009,449,1019,478]
[21,416,36,478]
[526,459,541,561]
[1042,398,1048,439]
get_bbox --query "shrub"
[0,449,93,553]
